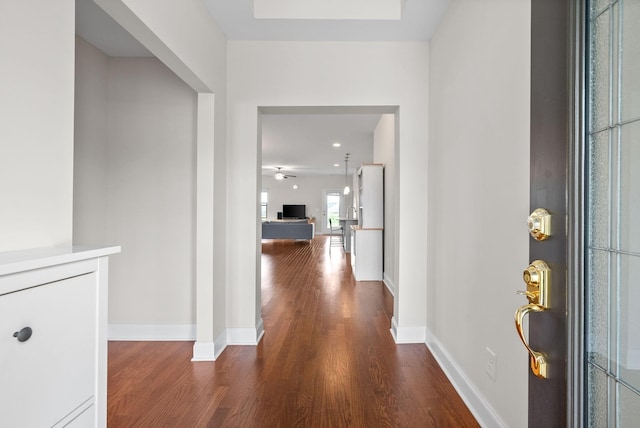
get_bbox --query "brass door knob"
[515,304,548,379]
[514,260,551,379]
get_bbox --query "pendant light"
[343,153,350,195]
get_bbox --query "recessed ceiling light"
[334,163,340,167]
[333,143,341,147]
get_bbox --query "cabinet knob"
[13,327,33,342]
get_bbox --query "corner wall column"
[193,93,218,360]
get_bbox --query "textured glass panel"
[590,10,611,132]
[588,364,610,428]
[617,254,640,391]
[611,2,619,122]
[621,0,640,121]
[617,383,640,426]
[589,130,611,248]
[587,249,610,368]
[619,122,640,253]
[585,1,640,426]
[591,0,611,17]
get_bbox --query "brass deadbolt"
[527,208,551,241]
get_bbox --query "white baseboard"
[382,273,395,296]
[227,318,265,345]
[425,329,506,428]
[192,341,216,361]
[109,319,265,347]
[108,323,196,341]
[192,330,228,361]
[390,316,426,343]
[256,317,265,342]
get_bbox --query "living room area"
[260,174,346,240]
[260,109,395,290]
[260,111,378,231]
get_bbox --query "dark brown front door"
[528,0,573,425]
[529,0,640,425]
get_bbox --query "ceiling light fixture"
[333,142,341,147]
[334,163,340,167]
[343,153,350,195]
[274,167,296,180]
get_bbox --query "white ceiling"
[261,112,384,177]
[75,0,447,176]
[76,0,152,57]
[203,0,450,41]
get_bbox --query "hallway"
[108,236,478,427]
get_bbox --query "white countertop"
[0,246,121,276]
[350,225,383,231]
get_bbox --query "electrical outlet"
[485,347,497,381]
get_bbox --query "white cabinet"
[0,246,120,428]
[350,227,383,281]
[351,164,384,281]
[0,274,96,426]
[357,164,384,228]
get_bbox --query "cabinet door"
[359,165,384,228]
[0,273,97,427]
[352,229,383,281]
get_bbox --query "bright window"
[261,190,268,220]
[326,192,341,228]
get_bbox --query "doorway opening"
[258,105,399,335]
[322,190,343,235]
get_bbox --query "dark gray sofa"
[262,220,314,240]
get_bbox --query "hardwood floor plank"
[108,236,479,427]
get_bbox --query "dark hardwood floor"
[108,236,479,427]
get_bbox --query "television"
[282,204,306,219]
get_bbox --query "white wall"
[93,0,228,354]
[0,0,75,252]
[427,1,530,426]
[95,0,223,93]
[107,57,197,326]
[74,40,198,330]
[262,174,346,226]
[228,42,429,339]
[74,37,109,245]
[373,114,396,293]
